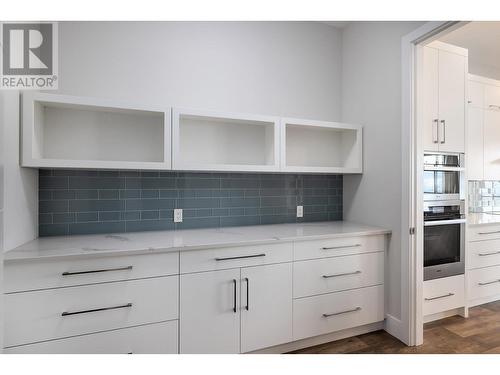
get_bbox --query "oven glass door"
[423,170,460,197]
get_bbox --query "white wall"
[56,21,343,121]
[341,22,424,333]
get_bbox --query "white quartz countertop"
[468,212,500,226]
[4,221,391,262]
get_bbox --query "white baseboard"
[423,307,466,323]
[468,295,500,308]
[247,321,385,354]
[384,313,408,345]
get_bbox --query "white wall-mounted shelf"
[21,92,171,170]
[172,108,280,172]
[280,117,363,174]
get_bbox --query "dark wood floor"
[290,301,500,354]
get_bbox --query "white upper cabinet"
[484,109,500,180]
[172,108,280,172]
[423,42,467,153]
[22,92,171,170]
[467,106,484,180]
[280,117,362,174]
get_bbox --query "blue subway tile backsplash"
[38,169,343,236]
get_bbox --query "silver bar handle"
[323,307,361,318]
[322,270,361,279]
[424,293,454,301]
[433,119,439,143]
[478,251,500,257]
[62,303,132,316]
[440,120,446,144]
[62,265,133,276]
[215,253,266,261]
[478,279,500,286]
[322,244,361,250]
[477,230,500,235]
[424,219,466,227]
[489,104,500,110]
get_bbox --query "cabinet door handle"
[322,270,361,278]
[440,120,446,144]
[478,251,500,257]
[489,104,500,110]
[424,292,454,301]
[232,279,237,313]
[433,119,439,143]
[215,254,266,261]
[323,306,361,318]
[244,277,249,311]
[322,244,361,250]
[62,265,133,276]
[477,230,500,235]
[62,302,132,316]
[478,279,500,286]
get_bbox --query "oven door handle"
[424,219,466,226]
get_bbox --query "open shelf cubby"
[172,108,280,172]
[281,118,363,174]
[22,93,170,170]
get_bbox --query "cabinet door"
[240,263,292,353]
[422,46,440,152]
[180,269,240,353]
[467,106,484,180]
[468,80,484,109]
[484,110,500,180]
[438,49,466,153]
[485,84,500,110]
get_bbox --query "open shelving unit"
[172,108,280,172]
[21,92,171,170]
[280,117,363,174]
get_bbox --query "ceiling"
[440,22,500,72]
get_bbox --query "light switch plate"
[174,209,183,223]
[296,205,303,218]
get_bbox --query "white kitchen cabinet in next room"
[467,77,484,180]
[422,41,467,153]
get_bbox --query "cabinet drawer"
[467,239,500,269]
[180,242,292,273]
[423,275,464,316]
[293,252,384,298]
[468,265,500,303]
[293,235,385,261]
[4,252,179,293]
[5,276,178,347]
[4,321,178,354]
[292,285,384,341]
[468,224,500,242]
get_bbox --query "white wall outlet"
[174,209,183,223]
[296,205,303,218]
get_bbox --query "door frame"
[401,21,468,346]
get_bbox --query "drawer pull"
[322,244,361,250]
[322,306,361,318]
[215,253,266,261]
[424,293,454,301]
[61,303,133,316]
[322,270,362,279]
[478,251,500,257]
[478,279,500,286]
[477,230,500,235]
[232,279,237,313]
[62,265,133,276]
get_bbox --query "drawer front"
[468,265,500,302]
[293,252,384,298]
[5,276,178,347]
[423,275,464,316]
[292,285,384,341]
[467,239,500,269]
[5,252,179,293]
[180,242,292,273]
[468,224,500,242]
[4,320,178,354]
[293,235,385,261]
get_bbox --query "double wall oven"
[423,153,465,281]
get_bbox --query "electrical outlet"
[296,205,303,218]
[174,209,183,223]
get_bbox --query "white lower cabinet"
[4,321,178,354]
[240,263,292,353]
[180,269,241,354]
[423,275,465,316]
